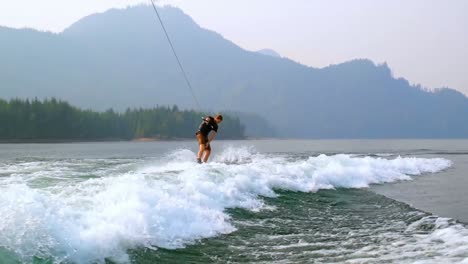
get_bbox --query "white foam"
[348,216,468,263]
[0,147,455,263]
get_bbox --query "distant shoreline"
[0,137,247,144]
[0,138,128,144]
[0,138,177,144]
[1,137,466,144]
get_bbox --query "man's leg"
[197,144,205,162]
[203,143,212,163]
[197,134,205,163]
[203,148,211,163]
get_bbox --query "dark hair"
[215,114,223,121]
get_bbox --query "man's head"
[214,114,223,124]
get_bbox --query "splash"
[0,147,453,263]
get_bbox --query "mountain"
[1,5,467,138]
[257,49,281,58]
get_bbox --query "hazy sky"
[1,0,467,95]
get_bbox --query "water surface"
[0,140,466,263]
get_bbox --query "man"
[196,114,223,163]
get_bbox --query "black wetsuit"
[197,116,218,136]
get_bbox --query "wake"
[0,146,453,263]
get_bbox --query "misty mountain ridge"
[257,49,282,58]
[1,5,467,138]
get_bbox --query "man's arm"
[207,131,217,145]
[203,116,213,124]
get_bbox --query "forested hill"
[1,5,467,138]
[0,98,245,141]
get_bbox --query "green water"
[127,189,441,264]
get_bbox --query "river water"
[0,140,466,263]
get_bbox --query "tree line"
[0,98,245,141]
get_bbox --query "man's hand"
[205,142,210,148]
